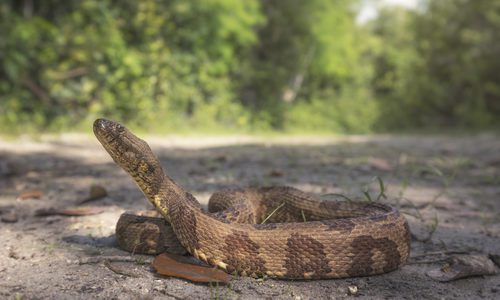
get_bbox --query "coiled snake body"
[93,119,410,279]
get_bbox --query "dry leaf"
[1,211,18,223]
[79,185,108,204]
[269,170,284,177]
[427,255,498,282]
[0,205,14,213]
[368,158,393,171]
[214,155,227,163]
[486,158,500,167]
[104,260,140,278]
[17,190,43,200]
[35,206,105,217]
[152,253,231,284]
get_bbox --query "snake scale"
[94,118,410,279]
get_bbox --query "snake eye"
[116,124,125,133]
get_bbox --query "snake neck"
[147,173,203,223]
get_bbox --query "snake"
[93,118,411,279]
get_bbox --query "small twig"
[409,250,472,265]
[78,255,153,265]
[410,250,469,260]
[400,202,429,210]
[261,202,285,224]
[104,260,140,277]
[408,259,447,265]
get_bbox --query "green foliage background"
[0,0,499,133]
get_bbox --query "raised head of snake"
[94,118,177,221]
[94,118,411,279]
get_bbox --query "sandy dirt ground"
[1,133,499,299]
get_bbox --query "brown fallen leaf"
[35,206,105,217]
[0,205,14,213]
[17,190,43,200]
[78,255,153,265]
[486,158,500,167]
[104,260,140,278]
[152,253,231,284]
[427,255,498,282]
[268,169,284,177]
[1,211,18,223]
[368,157,393,172]
[78,184,108,204]
[214,155,227,163]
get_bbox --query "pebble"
[347,285,358,296]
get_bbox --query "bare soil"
[1,134,499,299]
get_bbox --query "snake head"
[93,118,126,142]
[94,118,176,221]
[93,118,129,156]
[93,118,157,174]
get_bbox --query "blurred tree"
[1,0,498,133]
[241,0,377,132]
[410,0,500,128]
[0,0,263,131]
[370,0,500,129]
[368,6,419,129]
